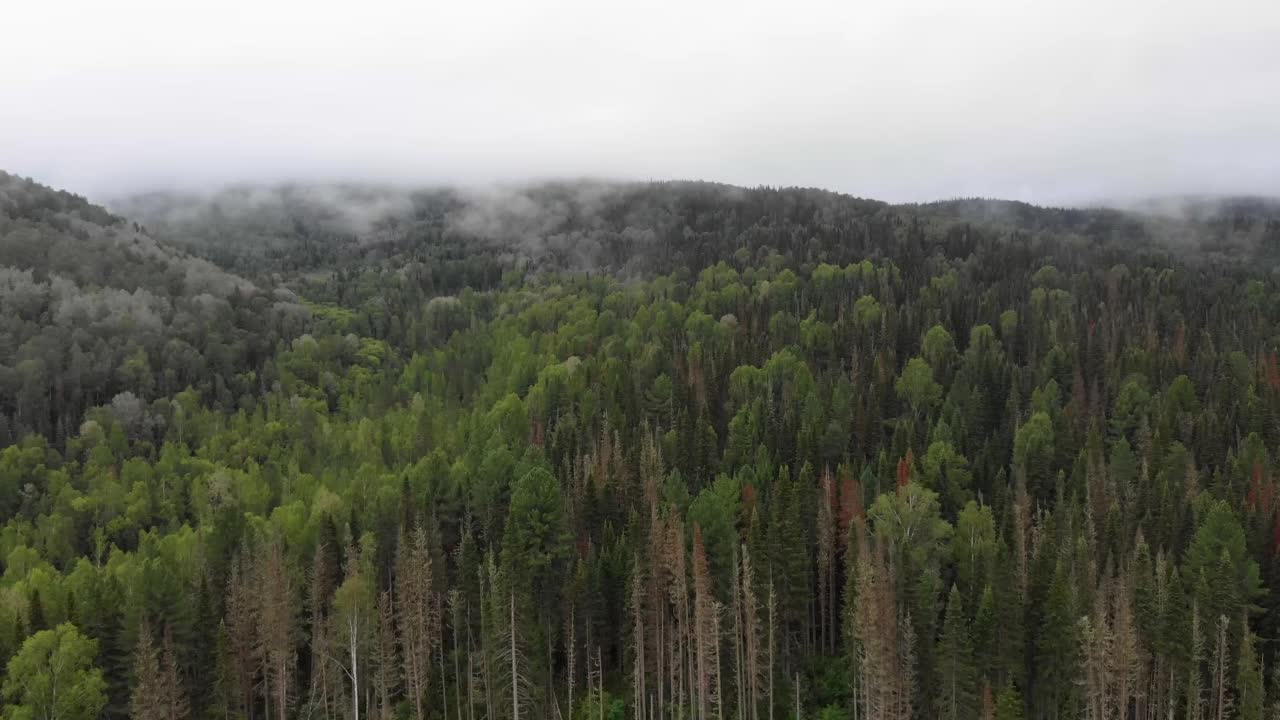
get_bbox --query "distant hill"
[1124,195,1280,223]
[117,182,1280,281]
[9,169,1280,442]
[0,171,309,442]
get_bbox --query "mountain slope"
[0,171,309,443]
[6,170,1280,720]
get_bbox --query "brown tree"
[397,524,438,720]
[226,553,258,720]
[131,623,189,720]
[256,539,295,720]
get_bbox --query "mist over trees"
[5,169,1280,720]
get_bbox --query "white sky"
[2,0,1279,204]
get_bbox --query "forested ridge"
[7,170,1280,720]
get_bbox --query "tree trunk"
[511,594,519,720]
[350,611,361,720]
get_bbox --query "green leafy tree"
[896,357,942,430]
[2,623,107,720]
[868,482,952,580]
[921,441,973,516]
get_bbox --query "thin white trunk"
[351,611,361,720]
[511,594,519,720]
[455,600,465,720]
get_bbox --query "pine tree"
[971,586,996,689]
[1186,603,1204,720]
[211,623,236,720]
[1035,561,1078,720]
[994,684,1024,720]
[1237,620,1263,720]
[28,588,47,634]
[935,584,977,720]
[815,467,836,655]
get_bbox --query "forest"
[6,168,1280,720]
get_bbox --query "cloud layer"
[4,0,1279,204]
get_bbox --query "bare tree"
[1209,615,1231,720]
[308,543,339,719]
[256,539,295,720]
[226,555,258,720]
[131,623,190,720]
[397,525,437,720]
[816,468,836,655]
[632,554,648,720]
[692,526,719,720]
[740,545,763,720]
[376,590,398,719]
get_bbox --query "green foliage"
[1013,412,1055,500]
[1186,501,1262,624]
[921,440,972,514]
[4,172,1280,720]
[2,623,106,720]
[1237,626,1263,720]
[994,683,1024,720]
[935,585,977,720]
[896,357,943,418]
[868,482,952,579]
[574,690,625,720]
[503,467,572,605]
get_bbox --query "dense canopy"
[4,170,1280,720]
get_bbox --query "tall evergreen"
[935,584,977,720]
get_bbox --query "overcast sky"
[3,0,1279,205]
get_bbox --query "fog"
[3,0,1279,205]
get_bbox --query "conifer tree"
[994,684,1024,720]
[935,584,977,720]
[1237,620,1263,720]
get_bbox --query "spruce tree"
[1237,622,1263,720]
[994,684,1024,720]
[935,584,977,720]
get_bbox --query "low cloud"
[2,0,1278,205]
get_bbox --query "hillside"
[6,171,1280,720]
[0,171,310,443]
[118,182,1280,280]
